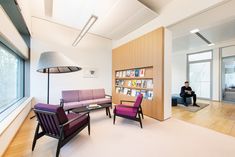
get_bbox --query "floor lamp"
[30,51,81,119]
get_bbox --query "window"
[0,43,24,121]
[187,51,212,99]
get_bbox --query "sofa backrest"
[62,89,106,102]
[62,90,79,103]
[78,89,93,101]
[92,89,105,99]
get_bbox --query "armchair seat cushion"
[64,113,89,137]
[115,105,137,117]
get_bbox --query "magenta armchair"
[32,103,90,157]
[113,94,144,128]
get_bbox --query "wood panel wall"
[112,27,165,121]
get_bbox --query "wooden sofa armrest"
[60,112,90,128]
[120,100,135,104]
[105,94,112,99]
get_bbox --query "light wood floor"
[172,100,235,137]
[2,100,235,157]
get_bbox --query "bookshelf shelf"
[115,85,153,90]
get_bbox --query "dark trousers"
[180,92,197,104]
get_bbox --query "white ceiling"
[138,0,173,13]
[169,0,235,52]
[28,0,175,40]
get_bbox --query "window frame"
[0,42,25,121]
[187,50,213,100]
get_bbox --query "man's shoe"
[193,104,200,107]
[184,103,188,107]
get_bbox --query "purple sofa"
[61,89,112,110]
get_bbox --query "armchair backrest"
[34,103,68,137]
[133,94,143,108]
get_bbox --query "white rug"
[31,110,235,157]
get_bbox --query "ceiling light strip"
[195,32,211,45]
[72,15,98,46]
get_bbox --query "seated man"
[180,81,199,107]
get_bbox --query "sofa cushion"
[92,89,105,99]
[115,106,137,117]
[63,102,84,110]
[78,89,93,101]
[62,90,79,103]
[93,98,111,104]
[64,113,88,137]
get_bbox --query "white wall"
[172,39,235,101]
[172,52,187,94]
[164,29,172,119]
[30,19,112,105]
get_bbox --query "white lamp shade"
[37,51,81,73]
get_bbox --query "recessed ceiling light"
[190,29,200,34]
[208,43,215,46]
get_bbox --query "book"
[139,69,145,77]
[136,90,141,96]
[136,80,142,88]
[123,88,129,94]
[141,90,147,99]
[116,72,119,77]
[127,89,131,96]
[127,80,132,87]
[146,91,153,100]
[119,71,123,78]
[146,80,153,88]
[141,80,147,88]
[116,87,120,93]
[126,70,131,77]
[131,80,137,87]
[135,69,140,77]
[130,70,135,77]
[131,89,137,97]
[122,71,126,77]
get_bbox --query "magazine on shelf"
[135,69,140,77]
[119,71,123,78]
[146,80,153,88]
[139,69,145,77]
[127,80,132,87]
[122,71,126,77]
[130,70,135,77]
[116,72,120,77]
[126,70,131,77]
[141,90,147,99]
[141,80,147,88]
[136,90,141,96]
[123,88,129,94]
[131,80,137,87]
[127,89,131,96]
[136,80,142,88]
[146,91,153,100]
[131,89,136,97]
[116,87,120,93]
[116,80,124,86]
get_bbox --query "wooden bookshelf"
[112,27,165,121]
